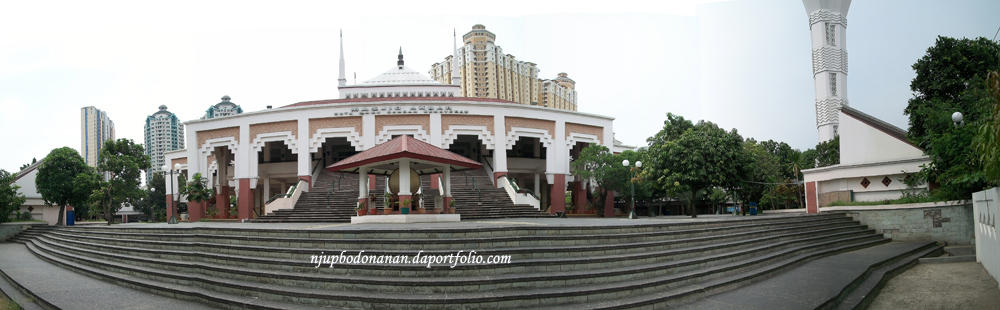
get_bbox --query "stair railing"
[263,179,307,215]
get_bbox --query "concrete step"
[24,217,886,308]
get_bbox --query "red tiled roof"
[283,96,521,108]
[326,135,481,173]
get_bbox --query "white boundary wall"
[973,187,1000,286]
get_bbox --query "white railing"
[264,179,307,215]
[499,176,540,210]
[973,187,1000,284]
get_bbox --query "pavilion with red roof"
[327,135,481,215]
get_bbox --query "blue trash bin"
[66,211,75,226]
[749,207,758,216]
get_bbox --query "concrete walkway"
[868,262,1000,310]
[677,241,932,310]
[0,243,214,310]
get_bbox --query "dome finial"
[397,47,404,68]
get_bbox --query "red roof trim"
[326,135,482,173]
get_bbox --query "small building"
[12,160,63,225]
[802,106,930,212]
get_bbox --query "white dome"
[362,66,441,86]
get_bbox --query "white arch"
[505,127,553,150]
[252,131,298,154]
[199,137,237,157]
[309,127,363,153]
[375,125,430,145]
[566,132,601,149]
[442,125,495,150]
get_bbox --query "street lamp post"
[622,159,642,219]
[165,163,181,224]
[149,187,155,222]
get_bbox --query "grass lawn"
[0,292,20,310]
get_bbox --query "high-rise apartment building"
[203,95,243,119]
[429,25,578,111]
[144,105,185,183]
[80,106,116,167]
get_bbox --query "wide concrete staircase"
[256,168,547,223]
[6,213,939,309]
[254,171,378,223]
[450,169,550,219]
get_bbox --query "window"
[825,23,836,46]
[829,72,837,96]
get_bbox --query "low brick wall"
[825,201,973,245]
[0,222,46,241]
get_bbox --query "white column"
[534,173,540,195]
[297,117,311,176]
[430,113,442,147]
[399,159,412,195]
[493,115,508,173]
[362,114,376,149]
[236,124,251,184]
[186,127,200,182]
[262,177,271,201]
[443,166,451,197]
[547,120,566,174]
[602,122,614,150]
[359,168,368,199]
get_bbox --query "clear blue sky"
[1,0,998,173]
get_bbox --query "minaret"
[451,28,462,86]
[338,29,347,87]
[397,47,404,69]
[803,0,851,142]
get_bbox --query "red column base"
[443,196,453,214]
[238,179,253,220]
[189,202,204,222]
[298,175,312,191]
[805,181,819,214]
[493,172,508,185]
[550,174,566,215]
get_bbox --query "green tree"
[814,136,839,168]
[977,71,1000,184]
[0,170,26,223]
[36,147,97,226]
[650,120,745,218]
[182,172,214,213]
[904,36,1000,199]
[570,145,652,216]
[92,139,150,225]
[740,140,782,207]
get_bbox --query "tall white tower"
[803,0,851,142]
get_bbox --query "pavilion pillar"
[238,178,252,220]
[549,174,567,215]
[443,166,452,213]
[359,168,369,209]
[398,160,412,210]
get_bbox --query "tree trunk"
[56,204,65,226]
